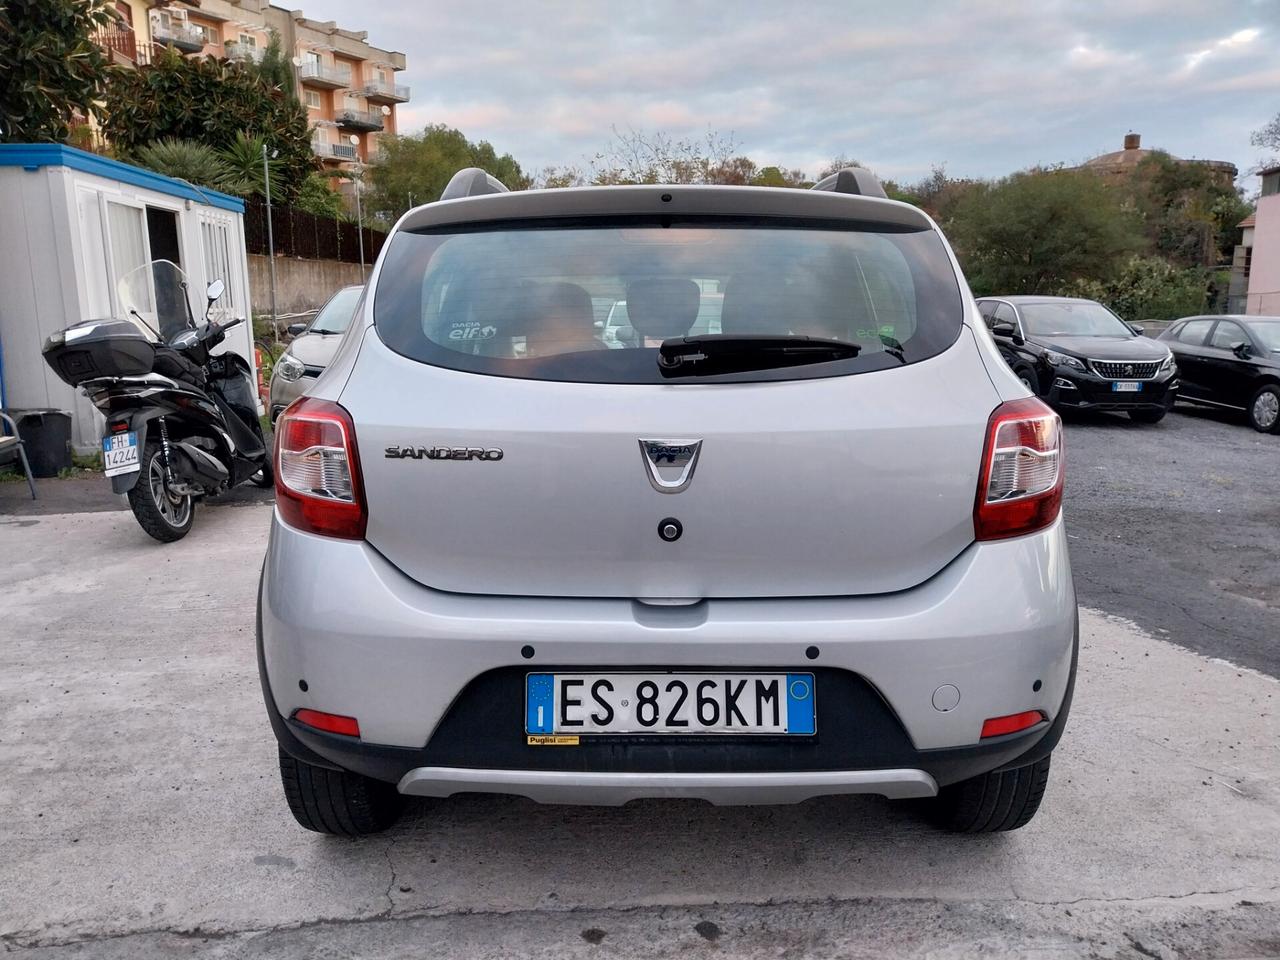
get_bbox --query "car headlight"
[276,353,306,382]
[1044,351,1085,371]
[1159,351,1175,373]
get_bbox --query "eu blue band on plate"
[786,673,816,735]
[526,673,555,734]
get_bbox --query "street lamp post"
[262,144,279,341]
[349,134,366,279]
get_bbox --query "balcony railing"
[336,108,384,132]
[313,141,359,162]
[224,42,265,64]
[299,61,353,89]
[152,20,207,52]
[362,80,410,103]
[93,23,150,66]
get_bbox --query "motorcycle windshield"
[117,260,195,343]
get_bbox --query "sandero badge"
[385,445,504,461]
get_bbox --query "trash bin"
[9,409,72,477]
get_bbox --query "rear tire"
[250,456,274,488]
[127,442,195,543]
[1247,384,1280,434]
[927,754,1051,833]
[278,747,404,836]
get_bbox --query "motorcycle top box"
[43,319,156,387]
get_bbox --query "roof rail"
[439,167,510,202]
[810,166,887,199]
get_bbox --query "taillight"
[274,397,367,540]
[293,708,361,738]
[974,397,1063,541]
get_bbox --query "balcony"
[313,141,359,162]
[299,62,352,90]
[336,108,384,132]
[362,80,410,104]
[93,23,150,66]
[152,20,207,53]
[224,42,264,64]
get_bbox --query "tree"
[1064,256,1210,322]
[944,168,1143,295]
[1251,110,1279,171]
[1128,151,1250,268]
[365,124,528,218]
[253,29,296,99]
[133,139,239,193]
[589,127,740,184]
[0,0,116,142]
[102,47,312,200]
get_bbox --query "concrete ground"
[2,502,1279,958]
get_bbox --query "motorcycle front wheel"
[127,442,195,543]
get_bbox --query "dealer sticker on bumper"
[525,672,816,738]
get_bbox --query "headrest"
[625,277,700,340]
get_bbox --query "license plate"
[102,431,139,477]
[525,672,816,736]
[1112,381,1142,392]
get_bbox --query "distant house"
[0,145,257,451]
[1245,165,1280,315]
[1228,212,1255,313]
[1077,132,1238,187]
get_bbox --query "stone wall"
[247,255,367,318]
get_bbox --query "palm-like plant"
[219,130,278,196]
[133,138,239,193]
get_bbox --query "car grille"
[1089,359,1161,380]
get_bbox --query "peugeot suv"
[976,296,1178,423]
[259,167,1077,836]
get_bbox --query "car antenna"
[810,166,887,199]
[439,167,510,202]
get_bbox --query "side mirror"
[287,322,308,337]
[206,278,225,302]
[991,321,1017,338]
[1128,323,1145,336]
[1233,341,1252,359]
[593,319,605,329]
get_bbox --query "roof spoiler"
[439,167,510,202]
[810,166,887,199]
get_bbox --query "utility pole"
[349,135,366,280]
[262,144,279,341]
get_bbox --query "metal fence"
[243,198,384,265]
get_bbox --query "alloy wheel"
[149,457,192,528]
[1254,391,1279,431]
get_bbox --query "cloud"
[295,0,1274,184]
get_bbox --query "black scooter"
[43,260,272,542]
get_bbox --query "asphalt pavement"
[1063,403,1280,677]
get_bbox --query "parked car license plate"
[525,672,816,736]
[102,431,139,477]
[1112,381,1143,392]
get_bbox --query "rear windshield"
[373,216,963,383]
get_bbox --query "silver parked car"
[268,284,364,421]
[260,167,1076,836]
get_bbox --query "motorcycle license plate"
[102,431,140,477]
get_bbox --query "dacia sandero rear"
[259,167,1077,835]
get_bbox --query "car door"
[1203,320,1257,408]
[1169,318,1215,400]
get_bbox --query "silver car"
[260,167,1076,836]
[268,285,364,422]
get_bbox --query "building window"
[303,50,321,69]
[304,90,322,109]
[238,33,256,48]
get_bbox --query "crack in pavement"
[3,885,1279,951]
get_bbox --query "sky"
[297,0,1278,189]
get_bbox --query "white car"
[259,167,1076,835]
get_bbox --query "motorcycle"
[42,259,273,542]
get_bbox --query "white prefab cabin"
[0,144,258,451]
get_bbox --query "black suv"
[976,296,1178,423]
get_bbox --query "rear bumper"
[259,511,1077,802]
[397,767,939,804]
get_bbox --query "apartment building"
[96,2,408,176]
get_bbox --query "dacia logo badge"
[639,438,702,493]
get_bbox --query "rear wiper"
[657,334,860,378]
